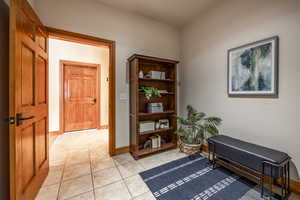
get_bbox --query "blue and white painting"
[228,37,278,97]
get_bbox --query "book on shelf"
[155,134,161,148]
[150,134,161,148]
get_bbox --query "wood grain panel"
[37,29,46,50]
[21,44,34,106]
[21,125,35,191]
[37,56,46,104]
[35,118,47,169]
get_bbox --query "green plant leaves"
[174,129,187,136]
[139,86,161,100]
[204,117,222,126]
[175,105,222,144]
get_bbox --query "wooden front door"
[9,0,49,200]
[62,61,100,132]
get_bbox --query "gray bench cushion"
[208,135,290,178]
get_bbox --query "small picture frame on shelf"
[159,119,169,129]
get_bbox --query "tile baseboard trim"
[115,146,130,155]
[50,131,62,136]
[98,125,108,130]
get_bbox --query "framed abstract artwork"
[227,36,279,97]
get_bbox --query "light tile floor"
[36,130,300,200]
[35,129,186,200]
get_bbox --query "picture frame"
[158,119,169,129]
[227,36,279,98]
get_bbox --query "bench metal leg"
[208,142,217,169]
[288,161,290,194]
[269,166,273,199]
[281,166,284,199]
[262,161,290,200]
[261,162,265,198]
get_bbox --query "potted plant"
[175,105,222,155]
[139,86,161,100]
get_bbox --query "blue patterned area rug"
[140,154,279,200]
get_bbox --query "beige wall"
[35,0,180,148]
[181,0,300,180]
[49,38,109,132]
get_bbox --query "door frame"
[47,27,116,156]
[60,60,100,133]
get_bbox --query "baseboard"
[98,125,108,130]
[275,179,300,194]
[201,144,300,194]
[291,180,300,194]
[50,131,62,137]
[115,146,129,155]
[49,131,62,147]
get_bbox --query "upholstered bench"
[207,135,291,199]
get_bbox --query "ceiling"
[95,0,217,28]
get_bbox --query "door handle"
[16,113,35,126]
[92,98,97,103]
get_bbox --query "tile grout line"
[114,160,134,199]
[55,134,99,200]
[130,191,151,200]
[89,146,97,200]
[55,145,69,200]
[44,131,150,200]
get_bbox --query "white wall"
[35,0,180,148]
[181,0,300,180]
[49,38,109,132]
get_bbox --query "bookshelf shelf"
[138,111,175,117]
[139,127,174,136]
[133,143,177,158]
[139,92,175,96]
[139,78,174,82]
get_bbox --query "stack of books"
[149,134,161,148]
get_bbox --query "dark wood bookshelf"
[128,54,179,159]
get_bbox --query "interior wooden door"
[9,0,49,200]
[62,61,100,132]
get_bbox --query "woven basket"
[178,137,202,155]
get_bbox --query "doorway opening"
[47,28,116,156]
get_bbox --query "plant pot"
[178,137,202,155]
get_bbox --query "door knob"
[16,112,34,126]
[92,98,97,103]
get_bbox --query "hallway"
[35,130,186,200]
